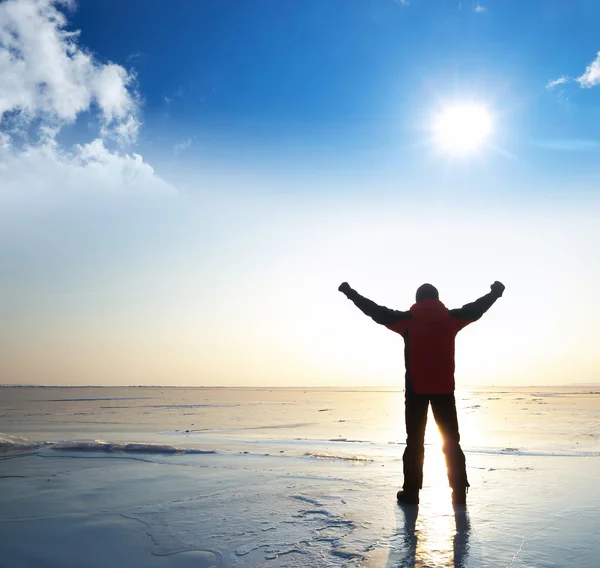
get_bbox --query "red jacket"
[346,291,500,394]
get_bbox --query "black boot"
[397,489,419,505]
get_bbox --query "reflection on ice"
[388,504,470,568]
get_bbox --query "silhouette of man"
[338,281,505,505]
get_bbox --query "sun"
[433,104,492,155]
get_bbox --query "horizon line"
[2,383,599,389]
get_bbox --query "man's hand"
[490,281,505,297]
[338,282,352,296]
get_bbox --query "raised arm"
[449,281,505,323]
[338,282,410,326]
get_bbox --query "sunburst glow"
[434,104,492,155]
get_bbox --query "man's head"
[415,283,439,302]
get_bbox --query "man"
[338,280,505,505]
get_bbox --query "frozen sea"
[1,386,599,567]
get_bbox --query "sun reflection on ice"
[402,504,471,568]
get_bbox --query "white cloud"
[0,0,138,143]
[0,0,174,201]
[546,76,569,89]
[577,51,600,88]
[474,3,486,13]
[0,138,174,198]
[101,115,140,147]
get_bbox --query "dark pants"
[403,392,469,491]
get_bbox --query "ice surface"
[1,447,599,567]
[1,387,600,566]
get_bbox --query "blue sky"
[66,0,600,183]
[1,0,600,386]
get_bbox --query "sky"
[1,0,600,387]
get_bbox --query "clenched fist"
[490,281,505,297]
[338,282,352,296]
